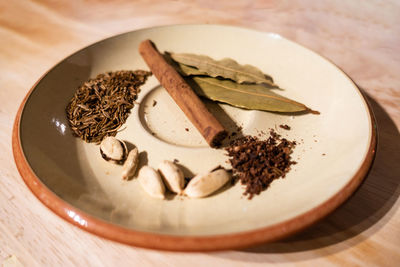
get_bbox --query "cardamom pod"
[184,169,230,198]
[158,160,184,194]
[138,166,165,199]
[122,148,139,180]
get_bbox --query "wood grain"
[1,0,399,266]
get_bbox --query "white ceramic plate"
[13,24,376,251]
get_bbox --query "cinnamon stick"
[139,40,227,147]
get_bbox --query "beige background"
[1,0,399,266]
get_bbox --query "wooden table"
[1,1,399,266]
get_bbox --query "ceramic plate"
[12,24,376,251]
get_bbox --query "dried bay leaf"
[188,77,310,113]
[164,52,208,76]
[170,53,276,86]
[175,62,208,76]
[172,63,280,92]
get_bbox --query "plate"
[12,24,376,251]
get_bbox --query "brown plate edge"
[11,38,377,253]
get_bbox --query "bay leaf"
[188,77,309,113]
[170,53,276,86]
[175,62,209,76]
[164,52,208,76]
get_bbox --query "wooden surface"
[1,0,399,266]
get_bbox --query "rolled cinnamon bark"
[139,40,227,147]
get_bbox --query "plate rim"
[12,24,377,251]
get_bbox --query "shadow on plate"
[213,91,400,262]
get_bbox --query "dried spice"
[279,124,291,130]
[99,136,128,164]
[158,160,185,194]
[139,40,227,147]
[165,51,318,114]
[187,76,311,113]
[184,168,230,198]
[122,147,139,180]
[66,70,151,143]
[226,130,297,199]
[138,166,166,199]
[170,53,276,86]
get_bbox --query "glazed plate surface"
[13,24,376,251]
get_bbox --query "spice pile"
[98,135,231,199]
[226,130,297,199]
[66,70,151,143]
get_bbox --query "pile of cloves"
[225,129,297,199]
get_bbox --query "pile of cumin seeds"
[66,70,151,143]
[225,129,297,199]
